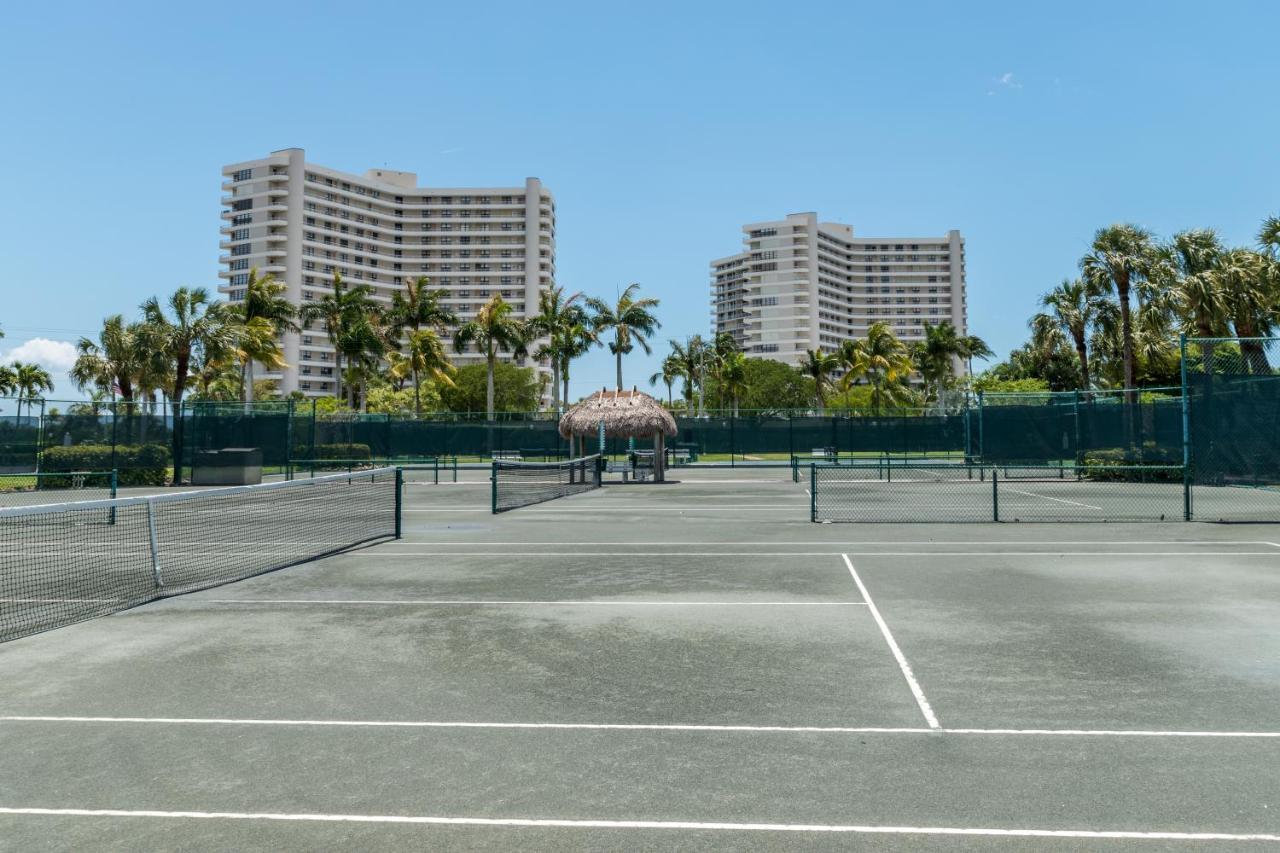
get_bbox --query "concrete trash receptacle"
[192,448,263,486]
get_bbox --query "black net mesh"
[0,468,399,643]
[492,455,602,512]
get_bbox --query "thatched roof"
[559,388,678,439]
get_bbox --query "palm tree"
[1217,248,1276,373]
[299,273,376,407]
[586,283,661,389]
[719,350,749,417]
[556,309,597,409]
[667,336,709,416]
[0,364,15,397]
[649,353,682,407]
[1260,215,1280,256]
[11,362,53,422]
[388,276,458,414]
[529,285,584,413]
[1154,230,1228,374]
[236,268,298,405]
[1081,224,1156,395]
[853,322,915,414]
[708,332,740,410]
[909,321,977,401]
[341,307,389,412]
[799,348,840,414]
[72,315,143,405]
[393,329,456,415]
[453,294,530,419]
[1035,279,1104,390]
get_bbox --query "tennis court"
[1,467,1278,849]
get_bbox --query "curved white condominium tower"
[220,148,555,397]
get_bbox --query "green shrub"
[41,444,171,486]
[304,444,372,463]
[1082,447,1182,482]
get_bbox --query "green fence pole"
[992,466,999,522]
[285,398,295,481]
[394,467,403,539]
[1180,333,1192,521]
[976,390,985,463]
[1073,389,1082,467]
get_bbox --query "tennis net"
[492,454,602,512]
[0,470,117,509]
[1,467,401,643]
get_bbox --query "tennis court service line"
[842,554,939,729]
[4,716,1278,738]
[193,599,868,607]
[0,808,1274,841]
[998,487,1102,510]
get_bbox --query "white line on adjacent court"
[0,808,1274,841]
[347,551,1280,557]
[3,716,1279,738]
[1000,487,1103,510]
[193,599,866,607]
[841,554,940,729]
[383,540,1280,546]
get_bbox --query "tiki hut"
[559,388,678,482]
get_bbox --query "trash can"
[192,448,263,486]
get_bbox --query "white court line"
[841,554,939,729]
[0,808,1273,841]
[383,540,1280,545]
[3,716,1279,738]
[337,551,1280,557]
[193,599,866,607]
[405,506,805,513]
[1000,487,1103,510]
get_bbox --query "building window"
[230,259,249,271]
[232,199,252,211]
[231,244,251,256]
[231,229,250,241]
[230,274,249,286]
[232,168,252,182]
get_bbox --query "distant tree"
[649,353,682,407]
[439,361,541,413]
[453,294,530,419]
[799,348,840,414]
[1081,224,1156,395]
[702,358,814,412]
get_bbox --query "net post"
[490,461,498,514]
[809,463,817,523]
[992,466,999,522]
[394,467,403,539]
[1180,333,1192,521]
[109,468,118,526]
[146,498,164,589]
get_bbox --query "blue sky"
[1,1,1277,401]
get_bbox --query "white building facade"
[711,212,967,369]
[219,148,555,396]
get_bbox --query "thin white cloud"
[1,337,78,372]
[997,72,1022,89]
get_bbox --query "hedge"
[41,444,172,486]
[305,443,372,461]
[1082,447,1183,482]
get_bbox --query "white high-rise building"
[711,212,967,369]
[219,148,556,396]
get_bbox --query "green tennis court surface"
[1,469,1278,850]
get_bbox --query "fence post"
[490,461,498,514]
[976,391,985,463]
[1073,390,1082,467]
[285,398,295,481]
[309,399,317,467]
[730,414,736,468]
[1180,333,1192,521]
[992,466,999,522]
[34,398,46,472]
[110,399,119,473]
[788,411,794,460]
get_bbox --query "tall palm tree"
[388,276,457,414]
[649,352,682,407]
[453,294,530,419]
[1217,248,1276,373]
[72,315,143,405]
[342,307,389,412]
[236,268,298,405]
[1035,278,1104,390]
[853,322,915,414]
[393,329,456,415]
[909,321,978,401]
[586,283,661,389]
[299,273,376,406]
[1155,230,1228,373]
[1260,215,1280,256]
[799,348,840,414]
[1081,224,1156,395]
[12,362,53,422]
[0,364,15,397]
[529,285,583,413]
[719,350,749,417]
[667,336,709,416]
[556,308,596,409]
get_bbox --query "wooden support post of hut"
[559,388,678,483]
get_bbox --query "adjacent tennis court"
[1,468,1278,849]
